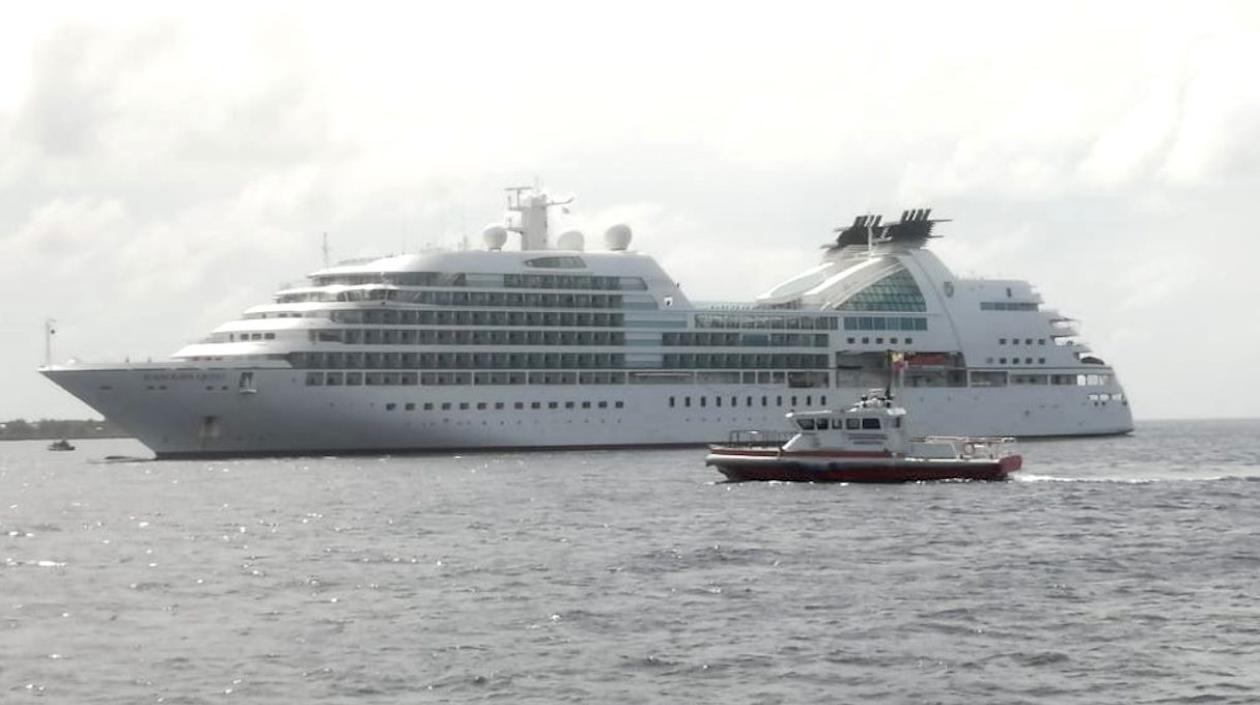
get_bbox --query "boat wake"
[1015,473,1260,484]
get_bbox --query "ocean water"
[2,419,1259,704]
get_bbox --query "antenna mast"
[44,318,56,367]
[322,233,330,268]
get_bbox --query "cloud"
[3,4,1260,421]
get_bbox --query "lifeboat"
[706,391,1022,483]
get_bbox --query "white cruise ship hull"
[44,364,1133,458]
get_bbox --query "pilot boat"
[47,439,76,451]
[705,390,1022,483]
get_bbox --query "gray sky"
[2,2,1258,421]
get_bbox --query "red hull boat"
[708,448,1022,483]
[706,391,1022,483]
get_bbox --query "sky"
[1,1,1258,421]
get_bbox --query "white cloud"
[2,3,1260,420]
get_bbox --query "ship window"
[999,358,1007,364]
[806,396,812,405]
[548,401,558,409]
[531,402,541,409]
[776,396,783,406]
[894,417,902,428]
[598,401,607,408]
[582,401,590,409]
[565,401,575,409]
[861,338,869,344]
[999,338,1006,345]
[1012,358,1020,364]
[875,338,883,345]
[835,267,926,312]
[615,401,624,408]
[684,397,691,408]
[386,403,396,411]
[1038,339,1046,345]
[905,338,913,344]
[761,396,767,406]
[861,418,881,430]
[669,396,675,408]
[797,419,816,430]
[1025,358,1033,364]
[305,372,322,386]
[831,418,844,429]
[1038,358,1045,364]
[847,337,855,344]
[441,403,451,410]
[730,396,737,407]
[791,396,798,406]
[477,402,487,410]
[845,418,860,430]
[1025,339,1033,345]
[890,338,897,344]
[514,402,524,410]
[700,397,707,407]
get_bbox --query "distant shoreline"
[0,419,130,441]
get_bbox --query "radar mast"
[505,186,573,250]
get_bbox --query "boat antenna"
[321,233,330,268]
[44,318,56,367]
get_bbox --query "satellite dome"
[556,230,585,251]
[482,224,508,251]
[604,223,632,251]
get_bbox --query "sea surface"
[2,419,1259,704]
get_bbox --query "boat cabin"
[781,390,910,453]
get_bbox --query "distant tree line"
[0,419,129,441]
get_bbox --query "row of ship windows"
[303,370,832,387]
[842,316,929,331]
[969,372,1114,387]
[382,399,627,412]
[305,329,629,346]
[797,417,894,431]
[1089,392,1125,402]
[845,336,915,345]
[693,314,840,330]
[981,302,1040,311]
[662,332,830,348]
[331,310,626,327]
[669,394,828,409]
[289,351,831,371]
[280,290,635,308]
[999,337,1047,345]
[661,354,830,369]
[303,329,827,349]
[989,357,1047,365]
[310,272,648,291]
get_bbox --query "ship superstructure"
[42,190,1132,457]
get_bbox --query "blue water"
[3,419,1259,703]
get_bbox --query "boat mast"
[44,318,56,367]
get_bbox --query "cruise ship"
[42,188,1133,458]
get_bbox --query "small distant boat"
[47,439,76,451]
[706,390,1022,483]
